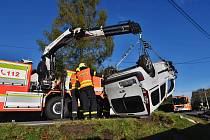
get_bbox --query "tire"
[45,96,71,120]
[138,54,155,77]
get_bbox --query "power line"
[116,56,210,66]
[175,60,210,65]
[168,0,210,39]
[105,57,210,67]
[175,56,210,64]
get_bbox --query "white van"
[104,60,176,116]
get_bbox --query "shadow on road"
[0,112,44,122]
[140,123,210,140]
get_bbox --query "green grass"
[0,111,207,140]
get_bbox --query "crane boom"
[43,21,141,57]
[38,21,141,86]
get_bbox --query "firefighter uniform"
[93,76,104,118]
[70,72,78,119]
[77,64,97,119]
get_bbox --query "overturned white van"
[104,57,177,116]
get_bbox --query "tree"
[37,0,114,78]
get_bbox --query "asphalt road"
[181,110,210,121]
[182,110,205,116]
[0,110,209,125]
[0,112,44,123]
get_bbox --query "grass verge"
[0,111,207,140]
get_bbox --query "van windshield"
[173,97,188,105]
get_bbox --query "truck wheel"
[45,96,71,120]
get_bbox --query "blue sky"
[0,0,210,97]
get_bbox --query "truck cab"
[0,60,43,112]
[0,60,72,119]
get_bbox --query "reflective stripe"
[71,85,76,90]
[80,83,93,89]
[81,80,92,84]
[72,111,77,114]
[5,93,41,98]
[71,87,76,90]
[91,111,97,115]
[83,112,89,115]
[80,80,93,88]
[94,87,103,92]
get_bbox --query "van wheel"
[45,96,71,120]
[138,54,155,77]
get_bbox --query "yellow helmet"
[76,67,80,72]
[79,63,86,68]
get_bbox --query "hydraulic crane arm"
[43,21,141,57]
[37,21,141,88]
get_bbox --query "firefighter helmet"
[79,63,86,68]
[76,67,80,72]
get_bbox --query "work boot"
[84,117,88,120]
[83,112,90,120]
[71,113,78,120]
[91,114,98,119]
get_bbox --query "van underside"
[104,61,176,116]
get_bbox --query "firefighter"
[76,63,97,119]
[102,93,111,118]
[93,75,104,118]
[37,57,49,84]
[93,75,111,118]
[70,70,79,120]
